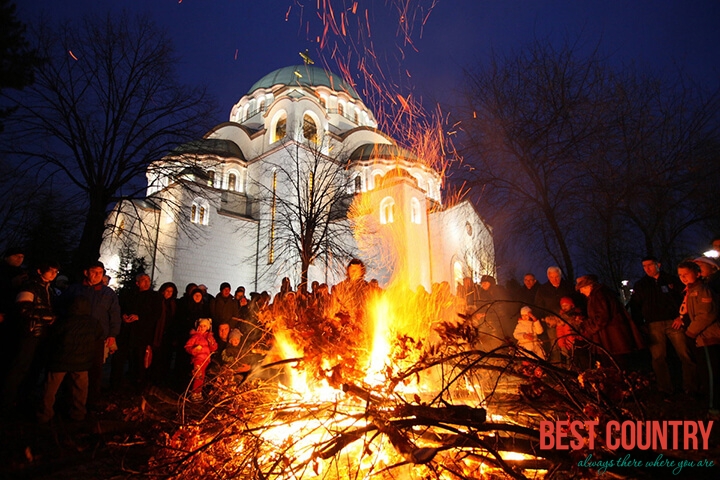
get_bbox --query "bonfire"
[148,279,653,480]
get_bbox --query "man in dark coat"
[517,273,540,306]
[211,282,241,330]
[37,296,104,422]
[2,261,59,410]
[111,273,162,388]
[0,247,28,382]
[629,256,694,395]
[63,261,122,406]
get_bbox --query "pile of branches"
[137,313,666,480]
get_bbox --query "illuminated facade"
[100,65,493,293]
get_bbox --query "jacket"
[48,296,104,372]
[629,272,683,324]
[684,281,720,347]
[63,282,121,339]
[185,330,218,365]
[582,284,644,355]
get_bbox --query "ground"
[0,380,718,479]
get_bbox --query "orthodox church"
[99,65,494,294]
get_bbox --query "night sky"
[16,0,720,125]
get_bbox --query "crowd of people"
[0,237,719,423]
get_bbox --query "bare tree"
[1,12,217,272]
[457,37,611,281]
[253,132,358,290]
[601,71,720,265]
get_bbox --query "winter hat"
[229,328,242,342]
[197,318,212,330]
[520,306,532,315]
[480,275,496,285]
[575,275,598,290]
[559,297,575,307]
[693,257,719,271]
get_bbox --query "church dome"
[248,65,361,100]
[170,139,245,161]
[349,143,419,163]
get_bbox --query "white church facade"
[99,65,494,294]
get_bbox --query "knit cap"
[229,328,242,342]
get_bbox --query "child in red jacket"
[184,318,217,402]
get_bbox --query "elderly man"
[534,266,578,362]
[63,261,121,406]
[629,256,694,395]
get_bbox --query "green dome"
[349,143,419,163]
[248,65,360,100]
[171,139,245,160]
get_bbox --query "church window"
[258,98,265,112]
[373,172,383,189]
[337,102,344,117]
[354,175,362,193]
[354,109,359,124]
[116,217,125,237]
[272,112,287,143]
[207,170,215,187]
[410,197,421,224]
[191,198,210,225]
[228,173,237,191]
[303,114,318,143]
[380,196,395,224]
[319,96,327,109]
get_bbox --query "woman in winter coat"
[576,275,644,368]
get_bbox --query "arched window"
[337,102,344,117]
[191,198,210,225]
[354,175,362,193]
[410,197,421,224]
[380,196,395,224]
[228,173,237,191]
[271,111,287,143]
[258,98,265,112]
[319,96,327,110]
[354,109,359,124]
[207,170,215,187]
[303,114,317,143]
[372,172,383,189]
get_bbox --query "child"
[557,297,583,365]
[184,318,217,402]
[221,328,251,383]
[38,296,104,423]
[513,306,546,359]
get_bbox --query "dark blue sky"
[17,0,720,124]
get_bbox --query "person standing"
[629,256,695,395]
[2,262,59,410]
[534,266,578,362]
[576,275,643,368]
[674,261,720,415]
[63,261,121,407]
[211,282,240,330]
[517,273,540,306]
[111,274,162,389]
